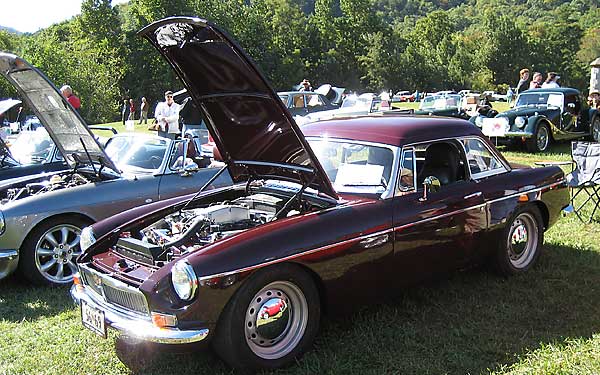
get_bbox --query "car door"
[156,139,231,200]
[391,142,487,283]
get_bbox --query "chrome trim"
[464,192,482,199]
[197,179,565,281]
[0,249,17,259]
[504,131,533,137]
[71,285,209,344]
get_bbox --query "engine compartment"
[114,193,294,266]
[0,170,107,204]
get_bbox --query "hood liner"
[138,17,337,200]
[0,52,119,174]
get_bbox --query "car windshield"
[10,128,55,165]
[308,138,393,195]
[420,95,461,110]
[105,136,169,172]
[515,92,563,108]
[340,95,372,109]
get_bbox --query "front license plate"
[482,118,507,137]
[81,300,106,338]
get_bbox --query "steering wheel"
[149,155,162,169]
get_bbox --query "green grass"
[1,133,599,374]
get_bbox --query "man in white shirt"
[541,72,560,89]
[154,90,180,139]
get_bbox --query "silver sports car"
[0,52,231,285]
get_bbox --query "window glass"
[306,94,324,107]
[292,95,305,108]
[462,138,505,178]
[105,136,168,171]
[398,148,415,192]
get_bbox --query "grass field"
[1,120,599,374]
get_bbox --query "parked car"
[472,88,600,152]
[278,91,338,117]
[71,17,569,371]
[394,90,415,102]
[0,52,231,285]
[413,94,469,119]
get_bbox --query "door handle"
[463,192,482,199]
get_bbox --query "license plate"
[81,300,106,338]
[482,118,507,137]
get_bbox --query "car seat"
[417,143,461,186]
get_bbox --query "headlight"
[0,210,5,235]
[475,116,484,127]
[515,116,526,128]
[171,260,198,301]
[79,226,96,251]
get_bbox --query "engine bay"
[0,170,105,204]
[115,193,296,266]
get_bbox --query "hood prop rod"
[273,171,315,221]
[180,163,229,213]
[79,137,99,178]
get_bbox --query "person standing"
[541,72,560,88]
[139,97,149,124]
[128,98,135,121]
[299,79,312,92]
[529,72,543,89]
[60,85,81,113]
[154,90,180,139]
[121,99,129,125]
[515,68,530,95]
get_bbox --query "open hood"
[139,17,337,200]
[0,52,119,174]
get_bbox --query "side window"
[415,141,466,187]
[293,95,305,109]
[398,148,415,192]
[306,94,324,108]
[462,138,506,179]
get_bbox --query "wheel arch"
[22,212,95,248]
[529,200,550,230]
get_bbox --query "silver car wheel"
[592,117,600,142]
[244,281,308,360]
[536,125,549,151]
[34,224,82,284]
[507,212,539,269]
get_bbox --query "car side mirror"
[419,176,441,202]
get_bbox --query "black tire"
[589,116,600,142]
[492,205,544,276]
[212,264,320,370]
[19,216,91,286]
[526,122,551,152]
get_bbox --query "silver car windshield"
[420,95,461,110]
[105,136,169,172]
[515,93,563,109]
[308,139,393,194]
[10,128,54,165]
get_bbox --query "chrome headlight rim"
[515,116,526,128]
[171,260,198,301]
[79,226,96,252]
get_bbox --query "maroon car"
[71,17,570,370]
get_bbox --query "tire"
[492,205,544,276]
[589,116,600,142]
[19,216,91,286]
[526,122,551,152]
[212,264,320,370]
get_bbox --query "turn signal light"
[518,194,529,202]
[151,312,178,328]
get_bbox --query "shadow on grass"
[105,242,600,375]
[0,276,73,322]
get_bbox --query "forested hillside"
[0,0,598,123]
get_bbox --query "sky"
[0,0,129,33]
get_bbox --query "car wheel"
[526,122,550,152]
[19,216,91,286]
[213,264,320,370]
[589,116,600,142]
[492,206,543,276]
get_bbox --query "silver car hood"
[0,52,119,174]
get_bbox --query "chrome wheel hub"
[245,281,308,360]
[507,213,538,269]
[34,224,82,284]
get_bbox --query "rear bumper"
[0,249,18,280]
[70,284,210,344]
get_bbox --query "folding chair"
[567,141,600,223]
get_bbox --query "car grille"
[80,265,150,316]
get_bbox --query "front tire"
[589,116,600,142]
[19,216,91,286]
[526,122,551,152]
[212,264,320,370]
[492,206,544,276]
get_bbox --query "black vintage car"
[472,88,600,152]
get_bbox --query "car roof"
[302,115,482,147]
[520,87,580,95]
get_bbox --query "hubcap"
[537,126,549,151]
[507,213,538,269]
[34,224,82,284]
[245,281,308,360]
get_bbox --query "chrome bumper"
[0,249,18,280]
[70,284,209,344]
